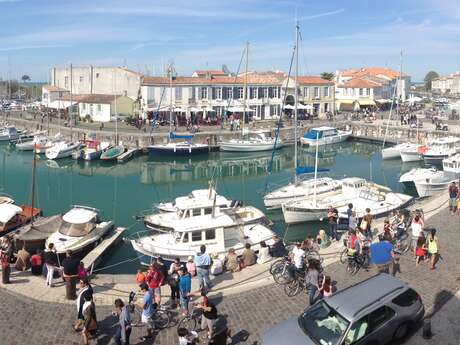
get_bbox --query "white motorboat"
[16,135,50,151]
[442,153,460,176]
[45,205,114,254]
[414,173,458,197]
[72,140,111,161]
[399,167,443,187]
[130,206,275,265]
[45,141,83,160]
[382,142,419,160]
[155,186,237,213]
[220,132,283,152]
[34,134,63,154]
[300,126,351,146]
[282,177,367,224]
[422,137,460,165]
[263,177,341,210]
[337,188,413,220]
[0,126,20,141]
[148,141,209,156]
[400,145,424,162]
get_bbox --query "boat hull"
[300,131,351,146]
[100,146,125,161]
[45,143,82,160]
[423,154,449,166]
[381,147,401,160]
[281,205,327,224]
[220,142,283,152]
[400,150,422,162]
[147,145,209,156]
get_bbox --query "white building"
[140,71,334,120]
[431,72,460,95]
[41,85,71,109]
[77,94,134,122]
[49,66,142,100]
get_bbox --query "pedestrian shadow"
[92,314,119,345]
[428,289,454,317]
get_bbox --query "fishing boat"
[422,137,460,165]
[73,140,111,161]
[414,173,457,197]
[13,214,62,251]
[382,142,419,160]
[300,126,352,146]
[100,145,126,161]
[45,205,114,254]
[400,145,425,162]
[443,153,460,176]
[220,132,283,152]
[155,185,237,213]
[0,203,42,234]
[45,141,84,160]
[130,206,275,265]
[399,167,442,187]
[0,126,21,142]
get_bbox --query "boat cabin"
[303,126,338,140]
[58,207,99,237]
[0,204,41,234]
[341,177,366,194]
[443,154,460,173]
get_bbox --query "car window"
[344,316,369,345]
[392,289,419,307]
[368,306,395,332]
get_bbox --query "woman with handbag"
[81,294,98,345]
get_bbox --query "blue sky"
[1,0,460,82]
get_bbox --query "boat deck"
[82,227,126,273]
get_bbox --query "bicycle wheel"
[272,264,293,285]
[153,310,171,329]
[269,258,286,274]
[178,315,197,332]
[284,279,302,297]
[346,260,359,275]
[398,234,410,254]
[339,248,348,264]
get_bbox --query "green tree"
[21,75,31,83]
[424,71,439,91]
[320,72,335,81]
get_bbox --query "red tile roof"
[193,70,227,76]
[296,76,334,85]
[338,78,382,88]
[341,67,406,79]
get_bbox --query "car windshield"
[58,220,95,237]
[299,301,349,345]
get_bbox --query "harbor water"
[0,140,420,273]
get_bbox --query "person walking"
[145,263,164,305]
[44,243,58,287]
[138,282,156,341]
[168,258,181,308]
[81,293,98,345]
[411,215,424,258]
[448,181,458,214]
[76,278,94,331]
[327,206,339,241]
[178,267,192,316]
[269,235,287,257]
[197,295,218,341]
[305,260,320,305]
[427,228,439,270]
[361,208,373,237]
[194,245,212,291]
[113,299,132,345]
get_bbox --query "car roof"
[325,274,407,321]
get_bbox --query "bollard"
[64,276,77,300]
[422,317,432,339]
[2,264,10,284]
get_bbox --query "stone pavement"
[0,203,459,345]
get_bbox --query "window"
[368,306,395,332]
[227,88,233,100]
[350,88,355,96]
[392,288,420,307]
[192,208,201,216]
[359,88,364,96]
[325,103,329,112]
[250,87,258,99]
[95,73,100,78]
[314,87,320,98]
[303,87,309,97]
[344,88,348,96]
[215,87,222,99]
[273,87,279,98]
[175,87,182,100]
[204,208,213,215]
[182,233,189,243]
[191,231,202,242]
[64,76,69,88]
[200,87,208,99]
[97,104,101,111]
[205,230,215,240]
[82,103,86,110]
[367,88,371,96]
[324,86,330,97]
[263,87,269,98]
[79,76,83,83]
[237,87,244,99]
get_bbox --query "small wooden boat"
[13,214,62,251]
[0,204,42,234]
[100,145,125,161]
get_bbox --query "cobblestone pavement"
[0,207,459,345]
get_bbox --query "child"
[78,262,88,280]
[186,256,196,277]
[136,269,146,286]
[319,275,333,298]
[415,236,426,266]
[382,219,392,242]
[178,328,198,345]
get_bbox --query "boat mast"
[294,22,299,182]
[243,42,249,134]
[382,51,402,147]
[70,63,73,142]
[114,70,119,145]
[169,64,173,136]
[313,132,319,205]
[30,144,37,226]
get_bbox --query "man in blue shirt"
[370,236,395,274]
[194,245,212,291]
[179,267,192,316]
[139,283,156,340]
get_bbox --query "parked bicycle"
[346,247,369,275]
[283,259,323,297]
[177,303,203,332]
[128,291,171,330]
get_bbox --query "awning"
[375,99,391,103]
[227,106,255,112]
[337,99,354,105]
[189,107,202,112]
[284,104,295,110]
[357,99,376,106]
[298,104,314,110]
[173,107,186,112]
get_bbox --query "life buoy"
[418,146,428,154]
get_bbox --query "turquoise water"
[0,141,420,273]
